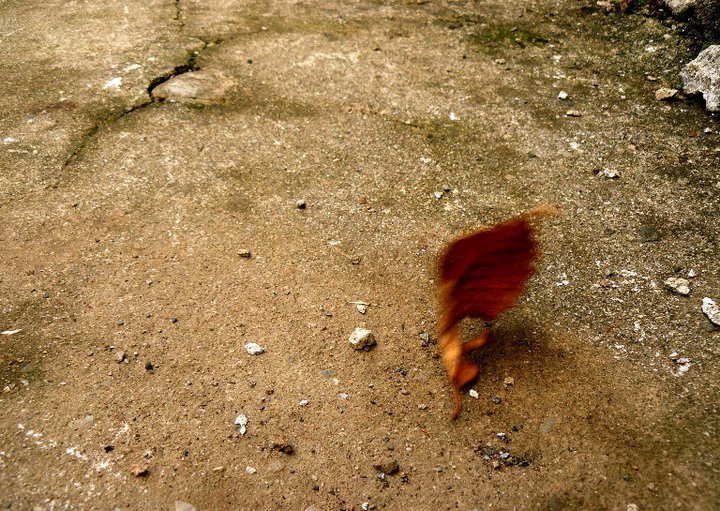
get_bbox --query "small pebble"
[145,361,154,371]
[664,277,690,296]
[418,403,427,410]
[296,199,307,209]
[348,327,376,351]
[245,466,257,474]
[234,414,248,435]
[238,249,252,258]
[469,389,479,399]
[655,88,678,101]
[492,395,501,404]
[245,342,265,355]
[131,465,149,477]
[356,304,367,314]
[565,110,582,117]
[115,351,127,363]
[558,90,569,100]
[503,377,515,386]
[299,399,309,406]
[598,168,620,179]
[687,269,697,278]
[433,191,444,199]
[339,393,349,400]
[374,461,400,475]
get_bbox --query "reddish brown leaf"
[437,206,554,419]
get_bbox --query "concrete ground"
[1,0,718,510]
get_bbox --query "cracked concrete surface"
[1,1,719,510]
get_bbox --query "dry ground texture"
[1,0,719,510]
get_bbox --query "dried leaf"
[437,206,554,419]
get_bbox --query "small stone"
[299,399,309,406]
[175,502,197,511]
[296,199,307,209]
[598,168,620,179]
[374,461,400,475]
[356,304,367,314]
[339,392,349,400]
[701,298,720,326]
[115,351,127,363]
[86,348,94,357]
[245,342,265,355]
[150,70,235,105]
[433,191,444,199]
[687,269,698,278]
[399,388,409,395]
[664,277,690,296]
[492,395,502,404]
[669,352,679,360]
[245,466,257,474]
[238,249,252,258]
[145,361,154,371]
[348,327,376,351]
[557,90,569,100]
[655,88,678,101]
[627,503,639,511]
[131,465,149,477]
[494,58,506,65]
[565,110,582,117]
[234,414,248,435]
[418,403,427,410]
[170,317,178,323]
[503,377,515,386]
[497,432,509,443]
[469,389,479,399]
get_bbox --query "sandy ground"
[1,1,718,510]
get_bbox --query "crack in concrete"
[62,40,211,171]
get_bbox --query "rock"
[469,389,479,399]
[234,414,248,435]
[565,110,582,117]
[655,87,679,101]
[681,45,720,112]
[626,504,639,511]
[702,297,720,326]
[419,332,431,348]
[131,465,149,477]
[244,342,264,355]
[664,0,695,16]
[151,71,235,105]
[238,249,252,258]
[299,399,309,406]
[503,377,515,386]
[687,269,697,278]
[245,466,257,474]
[492,395,502,404]
[433,191,444,199]
[558,90,569,100]
[598,168,620,179]
[374,461,400,475]
[296,199,307,209]
[175,502,197,511]
[338,392,349,400]
[356,304,367,314]
[115,351,126,363]
[348,327,376,351]
[664,277,690,295]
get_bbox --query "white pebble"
[469,389,479,399]
[234,414,248,435]
[244,342,265,355]
[702,297,720,326]
[245,466,256,474]
[558,90,569,100]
